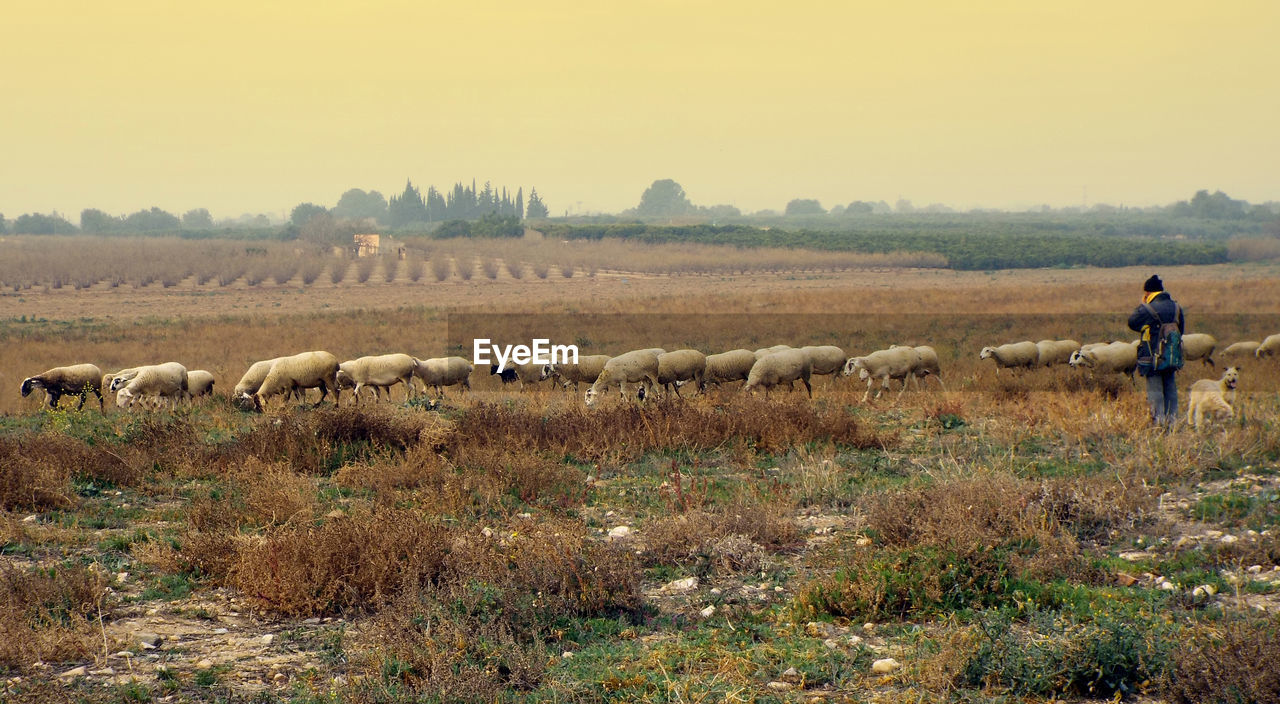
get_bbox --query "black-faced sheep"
[844,347,919,402]
[544,354,610,392]
[743,349,813,397]
[656,349,707,397]
[414,356,473,397]
[255,351,340,410]
[21,364,104,410]
[585,349,660,406]
[488,362,545,390]
[1187,366,1240,430]
[979,342,1039,374]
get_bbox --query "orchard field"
[3,245,1280,703]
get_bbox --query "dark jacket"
[1128,291,1185,374]
[1127,291,1184,336]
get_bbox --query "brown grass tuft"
[0,563,110,667]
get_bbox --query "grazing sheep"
[185,370,216,400]
[585,349,660,406]
[979,342,1040,375]
[1254,334,1280,359]
[255,351,341,410]
[844,347,919,402]
[753,345,792,361]
[337,353,418,403]
[1068,341,1138,378]
[801,345,847,377]
[488,362,545,390]
[893,344,946,390]
[1222,341,1261,359]
[743,349,813,397]
[114,363,189,410]
[1187,366,1240,430]
[414,356,473,397]
[1035,339,1081,368]
[700,349,757,389]
[656,349,707,397]
[232,357,303,406]
[21,364,104,410]
[1181,333,1217,367]
[544,355,610,392]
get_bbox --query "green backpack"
[1140,302,1183,372]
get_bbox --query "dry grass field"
[2,247,1280,703]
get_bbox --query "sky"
[3,1,1278,221]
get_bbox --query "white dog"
[1187,366,1240,430]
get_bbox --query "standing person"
[1128,275,1185,428]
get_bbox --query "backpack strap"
[1142,302,1163,326]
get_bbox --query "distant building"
[353,233,406,258]
[353,233,380,257]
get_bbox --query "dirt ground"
[4,262,1277,322]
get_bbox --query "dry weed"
[0,563,110,667]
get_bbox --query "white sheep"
[1068,341,1138,378]
[892,344,946,391]
[543,355,610,392]
[1035,339,1081,368]
[1221,341,1261,359]
[656,349,707,397]
[1181,333,1217,367]
[979,342,1040,375]
[232,357,303,406]
[114,363,190,410]
[21,364,105,410]
[753,345,792,361]
[413,356,473,397]
[743,348,813,397]
[185,370,216,400]
[1187,366,1240,430]
[1254,334,1280,359]
[585,349,660,406]
[801,345,848,378]
[700,349,757,389]
[336,353,418,403]
[843,347,919,402]
[255,351,341,410]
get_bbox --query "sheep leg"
[802,376,813,399]
[861,379,872,404]
[46,390,62,409]
[896,374,911,401]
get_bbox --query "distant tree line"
[290,181,549,231]
[541,222,1230,270]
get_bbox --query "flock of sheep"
[17,333,1280,414]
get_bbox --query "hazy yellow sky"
[4,1,1278,220]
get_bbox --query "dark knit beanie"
[1143,275,1163,293]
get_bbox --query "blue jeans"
[1144,370,1178,427]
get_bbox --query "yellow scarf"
[1143,290,1162,304]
